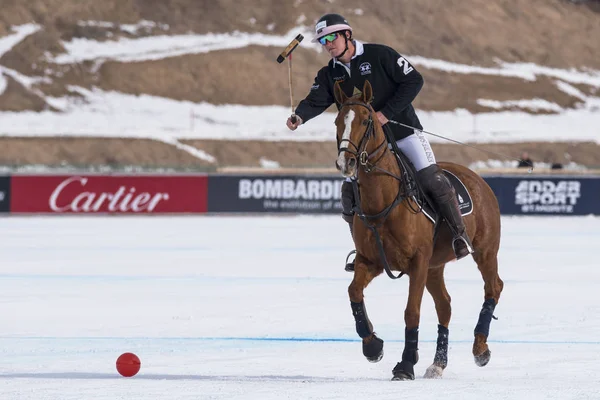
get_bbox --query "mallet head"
[277,34,304,63]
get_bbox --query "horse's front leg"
[392,260,428,381]
[348,254,383,362]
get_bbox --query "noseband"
[337,101,388,174]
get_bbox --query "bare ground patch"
[0,137,598,171]
[85,48,591,113]
[0,137,214,170]
[0,76,50,111]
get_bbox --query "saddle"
[391,147,473,222]
[344,133,474,274]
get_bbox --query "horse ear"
[334,81,348,105]
[362,80,373,104]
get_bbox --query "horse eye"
[362,120,368,126]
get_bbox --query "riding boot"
[418,165,474,260]
[437,192,474,259]
[343,216,356,272]
[341,180,356,272]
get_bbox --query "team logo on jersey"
[359,62,372,75]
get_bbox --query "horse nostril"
[348,158,357,168]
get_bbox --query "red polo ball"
[116,352,141,377]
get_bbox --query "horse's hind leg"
[472,248,504,367]
[423,265,451,379]
[348,257,383,363]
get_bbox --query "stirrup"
[344,250,356,272]
[452,236,474,260]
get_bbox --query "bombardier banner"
[208,175,345,213]
[10,175,208,214]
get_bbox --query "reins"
[338,101,420,279]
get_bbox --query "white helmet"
[311,13,352,43]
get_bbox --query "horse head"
[334,80,387,178]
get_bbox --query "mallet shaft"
[277,34,304,123]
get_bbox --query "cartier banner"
[10,175,208,214]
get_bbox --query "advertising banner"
[7,173,599,216]
[10,175,208,214]
[209,174,600,216]
[208,175,345,213]
[483,175,600,216]
[0,176,10,213]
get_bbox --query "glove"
[286,114,303,131]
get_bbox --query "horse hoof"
[392,361,415,381]
[474,349,491,367]
[367,349,383,363]
[363,335,384,363]
[423,364,444,379]
[391,373,414,381]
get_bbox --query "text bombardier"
[239,178,343,200]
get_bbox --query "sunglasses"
[318,32,339,45]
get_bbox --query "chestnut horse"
[334,80,504,381]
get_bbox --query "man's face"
[319,32,347,58]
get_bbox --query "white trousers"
[395,129,436,171]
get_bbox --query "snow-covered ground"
[0,215,599,399]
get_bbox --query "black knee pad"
[341,180,355,216]
[417,165,453,198]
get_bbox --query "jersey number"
[397,57,414,75]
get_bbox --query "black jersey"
[294,41,424,141]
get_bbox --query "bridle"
[338,101,389,176]
[337,100,421,280]
[337,101,401,180]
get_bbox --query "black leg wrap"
[350,301,373,338]
[392,327,420,380]
[434,324,449,368]
[402,327,419,365]
[474,298,497,337]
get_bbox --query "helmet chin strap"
[335,34,350,60]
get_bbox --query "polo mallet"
[277,34,304,123]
